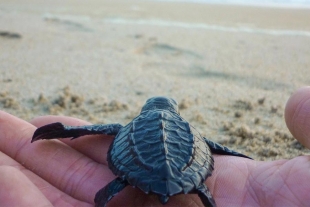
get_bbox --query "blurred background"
[1,0,310,160]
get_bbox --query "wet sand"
[1,0,310,160]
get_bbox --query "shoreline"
[154,0,310,9]
[104,17,310,37]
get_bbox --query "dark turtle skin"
[32,96,252,207]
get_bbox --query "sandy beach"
[1,0,310,161]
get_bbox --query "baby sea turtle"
[32,96,252,207]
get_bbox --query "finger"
[0,151,92,207]
[30,115,92,127]
[206,155,255,206]
[247,156,310,206]
[285,86,310,148]
[0,166,53,207]
[30,115,113,165]
[0,111,114,203]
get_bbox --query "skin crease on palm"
[0,87,309,207]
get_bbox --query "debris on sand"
[0,31,21,39]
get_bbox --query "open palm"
[0,87,310,207]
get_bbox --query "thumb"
[285,86,310,148]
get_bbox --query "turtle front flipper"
[31,122,123,142]
[203,137,252,159]
[196,183,216,207]
[95,177,128,207]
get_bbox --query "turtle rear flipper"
[203,137,252,159]
[95,177,128,207]
[31,122,123,142]
[195,184,216,207]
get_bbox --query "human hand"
[0,87,310,207]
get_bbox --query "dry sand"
[1,0,310,160]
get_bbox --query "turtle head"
[141,97,179,114]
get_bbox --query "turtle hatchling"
[32,96,252,207]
